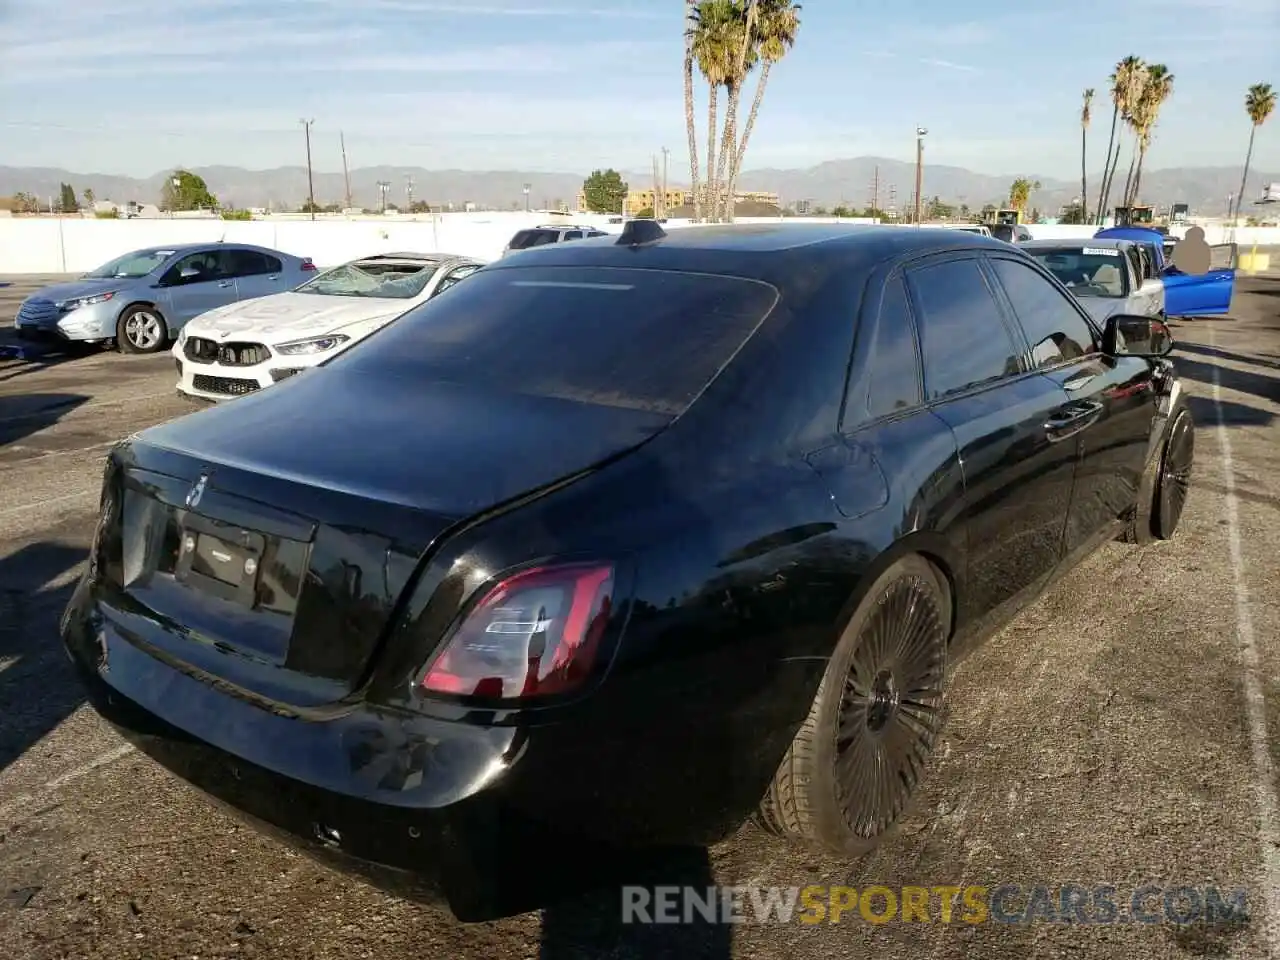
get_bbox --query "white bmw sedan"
[173,252,484,401]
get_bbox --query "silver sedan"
[14,243,314,354]
[1020,237,1165,325]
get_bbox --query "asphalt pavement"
[1,272,1279,959]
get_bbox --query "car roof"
[1021,237,1132,251]
[1094,226,1166,243]
[485,223,1012,291]
[130,242,293,258]
[350,251,474,264]
[483,225,1013,293]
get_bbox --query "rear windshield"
[508,229,560,250]
[331,265,779,414]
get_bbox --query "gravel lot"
[1,272,1279,959]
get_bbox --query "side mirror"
[1101,314,1174,358]
[179,266,200,280]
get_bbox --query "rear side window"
[228,249,281,276]
[905,259,1021,400]
[508,229,559,250]
[563,231,584,240]
[335,266,779,415]
[863,276,922,420]
[987,258,1094,369]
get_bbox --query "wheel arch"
[118,300,171,335]
[833,529,962,647]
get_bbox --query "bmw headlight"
[57,291,117,312]
[275,334,351,356]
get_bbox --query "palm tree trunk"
[1095,105,1119,225]
[705,85,719,222]
[715,81,741,222]
[1099,141,1121,225]
[1234,124,1257,223]
[1121,136,1138,211]
[684,51,700,223]
[1130,137,1149,208]
[731,61,771,195]
[1080,123,1088,222]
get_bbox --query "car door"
[226,248,286,301]
[1125,244,1166,317]
[902,255,1076,629]
[1162,242,1236,317]
[984,253,1156,557]
[157,249,239,328]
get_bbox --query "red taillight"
[420,562,615,701]
[301,258,316,271]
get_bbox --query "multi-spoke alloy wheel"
[833,575,947,838]
[755,555,951,856]
[1155,406,1194,539]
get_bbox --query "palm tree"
[1126,64,1174,208]
[683,1,701,222]
[712,0,759,222]
[690,0,738,222]
[1234,82,1276,222]
[1080,88,1094,221]
[725,0,800,221]
[1009,178,1041,213]
[1097,56,1144,225]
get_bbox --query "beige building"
[576,185,779,215]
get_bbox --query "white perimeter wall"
[2,213,1278,274]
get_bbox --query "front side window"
[988,257,1095,369]
[905,258,1021,400]
[161,250,235,286]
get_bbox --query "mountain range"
[2,159,1275,217]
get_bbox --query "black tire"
[1123,401,1194,544]
[116,304,169,354]
[755,555,951,855]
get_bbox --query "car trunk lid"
[95,372,671,709]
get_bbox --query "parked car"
[1095,225,1236,318]
[173,252,483,401]
[15,244,314,354]
[501,223,608,257]
[1019,237,1165,324]
[62,222,1193,921]
[989,222,1034,243]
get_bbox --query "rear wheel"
[116,305,168,354]
[756,555,950,855]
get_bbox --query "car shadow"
[1176,342,1280,370]
[1186,395,1275,428]
[539,846,732,959]
[1172,357,1279,407]
[0,393,90,447]
[0,541,89,773]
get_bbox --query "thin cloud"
[918,57,982,74]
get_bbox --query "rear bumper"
[60,575,777,919]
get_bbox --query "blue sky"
[4,0,1277,180]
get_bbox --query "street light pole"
[914,126,927,226]
[300,118,316,220]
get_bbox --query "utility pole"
[300,118,316,220]
[406,175,414,210]
[871,164,879,214]
[340,131,352,211]
[888,184,897,220]
[914,127,928,226]
[661,146,670,218]
[377,180,391,213]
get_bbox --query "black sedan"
[62,221,1194,920]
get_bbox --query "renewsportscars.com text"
[621,884,1250,925]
